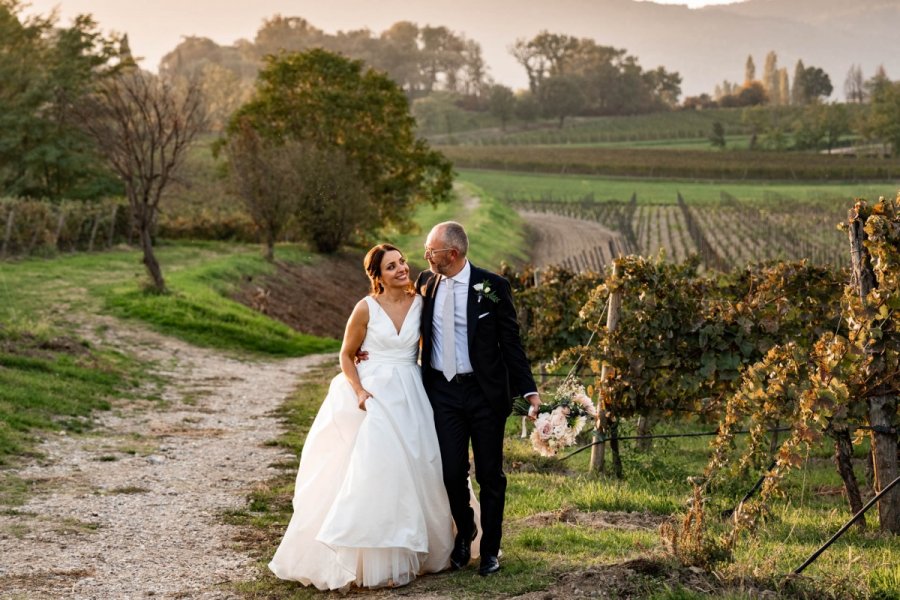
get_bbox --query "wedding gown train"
[269,295,458,590]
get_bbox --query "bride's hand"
[356,389,372,411]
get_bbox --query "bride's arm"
[340,299,372,411]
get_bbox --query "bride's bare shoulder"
[348,297,372,322]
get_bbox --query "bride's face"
[379,250,410,290]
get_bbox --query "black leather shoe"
[478,555,500,576]
[449,523,477,570]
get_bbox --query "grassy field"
[228,365,899,599]
[457,169,900,206]
[382,182,530,271]
[0,242,340,464]
[444,146,900,182]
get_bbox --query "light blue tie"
[442,278,457,381]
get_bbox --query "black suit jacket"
[417,263,536,417]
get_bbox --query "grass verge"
[230,367,898,599]
[103,247,339,356]
[0,329,142,465]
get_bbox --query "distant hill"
[310,0,900,98]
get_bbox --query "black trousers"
[426,368,506,558]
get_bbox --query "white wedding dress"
[269,295,455,590]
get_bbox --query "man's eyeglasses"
[424,247,453,259]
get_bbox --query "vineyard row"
[510,193,849,272]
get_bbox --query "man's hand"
[526,393,542,421]
[354,349,369,365]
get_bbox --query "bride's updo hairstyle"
[364,243,414,296]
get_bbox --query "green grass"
[383,182,530,272]
[457,169,900,206]
[103,249,338,356]
[0,241,339,466]
[0,241,339,357]
[0,337,140,464]
[230,366,897,599]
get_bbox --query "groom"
[417,221,541,576]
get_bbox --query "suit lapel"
[421,271,441,336]
[466,265,480,349]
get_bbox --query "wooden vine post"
[590,261,621,475]
[848,204,900,534]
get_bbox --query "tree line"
[160,24,683,132]
[0,1,450,294]
[159,17,489,130]
[690,52,900,155]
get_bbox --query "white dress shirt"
[431,261,474,375]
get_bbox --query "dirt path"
[0,318,331,599]
[517,210,625,270]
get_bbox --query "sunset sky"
[25,1,742,82]
[25,0,752,94]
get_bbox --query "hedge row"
[0,198,262,258]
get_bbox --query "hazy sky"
[24,0,743,89]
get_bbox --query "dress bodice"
[358,295,421,367]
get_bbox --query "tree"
[229,49,452,238]
[514,90,541,121]
[709,121,726,149]
[77,69,206,292]
[794,103,848,152]
[791,60,806,105]
[225,122,299,260]
[539,74,587,128]
[744,55,755,86]
[644,66,682,108]
[821,103,850,153]
[487,84,516,131]
[0,1,125,200]
[777,67,790,105]
[736,81,767,106]
[844,64,866,104]
[762,51,779,103]
[797,66,833,103]
[510,32,680,117]
[292,145,372,253]
[866,81,900,155]
[865,65,890,100]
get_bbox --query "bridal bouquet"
[514,377,598,457]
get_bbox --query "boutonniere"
[473,280,499,303]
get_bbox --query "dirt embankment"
[231,252,371,339]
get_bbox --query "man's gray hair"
[437,221,468,256]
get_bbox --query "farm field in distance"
[457,169,900,272]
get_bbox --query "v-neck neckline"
[373,296,418,336]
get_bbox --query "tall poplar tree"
[762,51,779,104]
[792,60,806,105]
[744,55,756,85]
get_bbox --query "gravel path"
[0,319,331,599]
[518,210,624,270]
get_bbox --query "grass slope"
[383,182,530,272]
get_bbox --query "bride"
[268,243,455,590]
